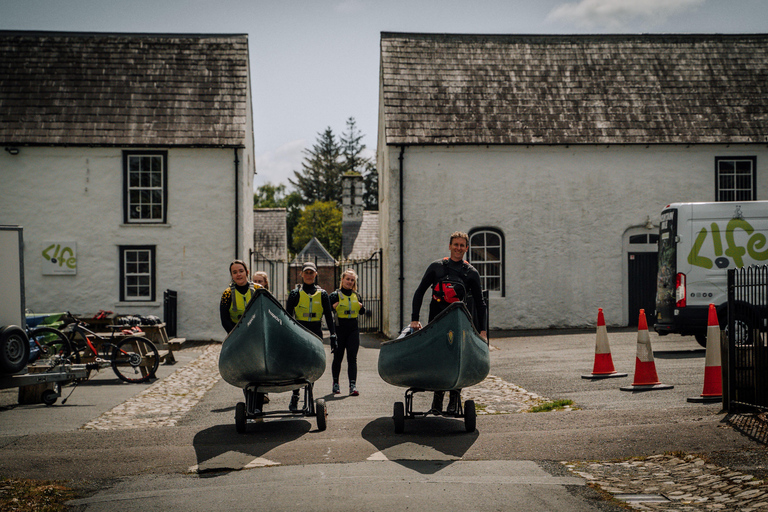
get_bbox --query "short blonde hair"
[339,268,358,291]
[253,271,269,290]
[449,231,469,245]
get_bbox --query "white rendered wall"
[0,146,251,341]
[379,143,768,337]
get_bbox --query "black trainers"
[446,391,461,414]
[430,391,444,413]
[289,393,300,412]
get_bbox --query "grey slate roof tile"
[0,31,249,146]
[253,208,288,261]
[380,33,768,145]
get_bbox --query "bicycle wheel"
[28,327,76,365]
[111,336,159,383]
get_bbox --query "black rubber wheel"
[235,402,247,433]
[111,336,160,383]
[315,399,327,431]
[694,332,707,348]
[41,389,58,406]
[0,325,29,374]
[464,400,476,432]
[394,401,405,434]
[28,327,75,365]
[720,309,754,347]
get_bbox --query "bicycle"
[26,325,76,367]
[64,313,160,383]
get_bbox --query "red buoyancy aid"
[431,258,470,303]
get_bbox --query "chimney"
[342,173,364,223]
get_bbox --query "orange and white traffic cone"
[582,308,627,379]
[688,303,723,403]
[621,309,674,391]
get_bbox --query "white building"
[0,31,255,341]
[377,33,768,337]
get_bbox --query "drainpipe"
[398,145,405,328]
[234,148,240,259]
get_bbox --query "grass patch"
[528,399,574,413]
[0,477,78,512]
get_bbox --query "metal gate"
[725,265,768,412]
[252,249,382,333]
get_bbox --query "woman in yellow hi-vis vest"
[285,261,336,411]
[219,259,261,333]
[329,269,366,396]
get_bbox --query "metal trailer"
[0,364,91,405]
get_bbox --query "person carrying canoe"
[285,261,337,411]
[409,231,487,414]
[220,259,262,333]
[220,260,271,408]
[329,269,366,397]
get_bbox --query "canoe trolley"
[393,387,476,433]
[235,380,327,433]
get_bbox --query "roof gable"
[0,31,249,146]
[380,33,768,145]
[292,237,337,266]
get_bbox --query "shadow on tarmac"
[192,420,311,477]
[654,349,705,359]
[361,417,479,474]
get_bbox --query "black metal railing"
[725,265,768,411]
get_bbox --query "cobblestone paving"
[566,454,768,511]
[462,374,551,413]
[81,343,222,430]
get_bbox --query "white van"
[654,201,768,346]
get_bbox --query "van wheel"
[719,309,753,347]
[694,333,708,348]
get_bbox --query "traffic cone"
[620,309,674,391]
[582,308,627,379]
[687,303,722,403]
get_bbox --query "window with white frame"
[119,246,155,301]
[716,157,756,201]
[123,151,167,223]
[467,228,504,296]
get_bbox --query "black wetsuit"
[411,258,487,330]
[328,288,366,386]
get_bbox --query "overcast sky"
[2,0,767,188]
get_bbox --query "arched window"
[468,228,504,296]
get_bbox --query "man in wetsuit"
[410,231,487,414]
[286,261,337,411]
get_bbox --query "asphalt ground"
[0,329,766,511]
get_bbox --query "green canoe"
[219,287,326,392]
[378,302,490,391]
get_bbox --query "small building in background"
[252,208,288,302]
[290,237,338,293]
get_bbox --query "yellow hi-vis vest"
[229,284,260,323]
[295,288,322,322]
[336,291,361,319]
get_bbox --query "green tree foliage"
[362,160,378,211]
[289,128,343,204]
[292,201,342,257]
[341,117,378,210]
[254,182,304,251]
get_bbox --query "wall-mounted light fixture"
[5,147,19,155]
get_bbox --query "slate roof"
[380,32,768,145]
[342,211,380,261]
[253,208,288,261]
[291,237,337,267]
[0,31,249,146]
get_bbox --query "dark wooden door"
[628,252,658,327]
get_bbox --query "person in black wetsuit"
[219,259,261,334]
[285,261,337,411]
[410,231,487,414]
[329,269,366,396]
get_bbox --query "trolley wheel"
[235,402,247,433]
[41,389,58,406]
[464,400,476,433]
[393,401,405,434]
[0,326,29,375]
[315,398,327,431]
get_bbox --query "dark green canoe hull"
[219,288,326,392]
[378,303,490,391]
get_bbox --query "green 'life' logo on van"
[688,218,768,269]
